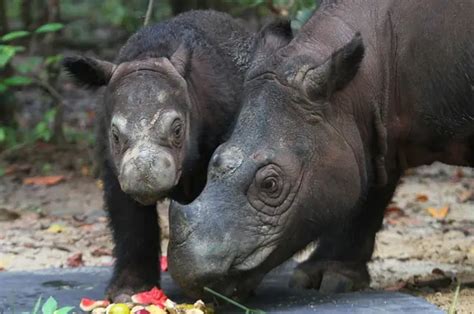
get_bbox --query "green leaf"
[0,45,16,68]
[35,23,64,34]
[31,296,43,314]
[53,306,74,314]
[1,30,30,42]
[45,54,63,66]
[0,83,7,93]
[44,108,57,123]
[41,296,57,314]
[3,75,33,86]
[0,127,6,142]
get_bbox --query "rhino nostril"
[163,158,172,169]
[211,154,222,168]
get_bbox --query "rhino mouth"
[204,268,267,300]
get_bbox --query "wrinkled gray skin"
[169,0,474,298]
[63,10,256,300]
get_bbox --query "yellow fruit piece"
[46,224,65,233]
[107,304,131,314]
[145,305,166,314]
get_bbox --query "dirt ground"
[0,144,473,312]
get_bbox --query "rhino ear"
[252,20,293,61]
[62,56,115,89]
[303,32,365,99]
[170,42,191,77]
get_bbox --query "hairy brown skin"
[168,0,474,298]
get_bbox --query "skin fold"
[169,0,474,299]
[63,10,259,300]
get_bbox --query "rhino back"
[386,1,474,141]
[298,0,473,164]
[116,10,252,73]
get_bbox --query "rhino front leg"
[289,179,399,293]
[103,160,160,301]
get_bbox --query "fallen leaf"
[79,224,94,231]
[91,247,111,257]
[0,208,20,222]
[80,165,90,176]
[458,190,474,203]
[96,179,104,190]
[415,194,429,202]
[66,253,84,267]
[23,175,65,186]
[385,205,402,213]
[431,268,446,276]
[384,280,407,291]
[4,164,31,176]
[455,168,464,179]
[426,206,449,219]
[385,205,404,216]
[46,224,65,233]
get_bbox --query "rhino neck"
[291,0,389,186]
[221,32,255,74]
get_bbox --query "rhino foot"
[288,260,370,293]
[106,271,159,302]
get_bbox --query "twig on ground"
[448,282,461,314]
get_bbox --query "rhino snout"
[169,200,235,298]
[119,144,178,205]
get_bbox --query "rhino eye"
[260,175,280,195]
[110,125,121,148]
[170,118,184,147]
[248,164,291,214]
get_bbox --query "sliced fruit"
[145,305,166,314]
[160,256,168,272]
[80,298,110,311]
[106,303,131,314]
[131,287,168,307]
[131,305,149,314]
[92,308,107,314]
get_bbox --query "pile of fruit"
[79,287,213,314]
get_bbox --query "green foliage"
[0,125,19,147]
[15,56,44,74]
[1,30,30,42]
[292,5,316,30]
[0,44,23,68]
[3,75,33,86]
[35,23,64,34]
[23,296,75,314]
[227,0,317,29]
[41,297,58,314]
[33,109,57,142]
[0,22,65,149]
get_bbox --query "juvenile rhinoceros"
[63,10,259,300]
[169,0,474,298]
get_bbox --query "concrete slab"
[0,266,442,313]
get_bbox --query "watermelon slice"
[131,287,168,308]
[80,298,110,311]
[160,256,168,272]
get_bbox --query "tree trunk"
[0,0,9,34]
[20,0,33,30]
